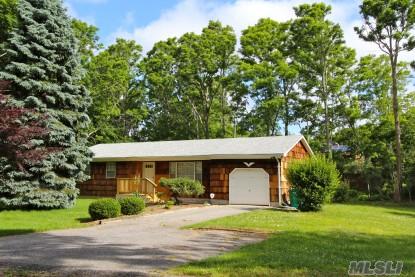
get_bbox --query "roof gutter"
[92,153,284,162]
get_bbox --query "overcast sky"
[64,0,414,61]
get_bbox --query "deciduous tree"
[355,0,415,201]
[142,21,238,140]
[292,3,355,156]
[71,19,103,67]
[0,89,52,200]
[0,0,17,68]
[85,38,146,143]
[240,18,299,136]
[142,38,198,140]
[177,21,237,138]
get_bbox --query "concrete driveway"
[0,205,266,276]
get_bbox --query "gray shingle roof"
[90,135,312,161]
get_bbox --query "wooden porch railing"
[116,177,158,203]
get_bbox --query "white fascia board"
[282,136,314,157]
[92,154,282,162]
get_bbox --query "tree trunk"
[390,57,402,202]
[322,61,332,159]
[233,116,237,138]
[221,89,226,137]
[284,97,289,136]
[324,97,331,158]
[204,113,210,139]
[284,89,289,136]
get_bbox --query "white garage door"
[229,168,270,205]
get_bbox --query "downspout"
[275,156,282,206]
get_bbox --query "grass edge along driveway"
[0,197,96,237]
[173,202,415,277]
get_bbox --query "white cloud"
[64,1,97,25]
[107,0,413,62]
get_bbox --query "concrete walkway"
[0,205,266,276]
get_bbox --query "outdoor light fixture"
[209,193,215,205]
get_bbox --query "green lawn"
[0,197,96,237]
[174,202,415,277]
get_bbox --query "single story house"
[79,135,312,206]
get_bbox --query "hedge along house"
[79,135,312,206]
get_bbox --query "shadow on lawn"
[0,229,35,237]
[180,231,415,276]
[387,211,415,219]
[337,202,415,217]
[76,217,93,223]
[344,201,415,210]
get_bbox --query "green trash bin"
[290,188,299,208]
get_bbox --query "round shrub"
[118,197,145,215]
[287,155,340,211]
[88,198,121,220]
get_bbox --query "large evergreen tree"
[0,0,91,209]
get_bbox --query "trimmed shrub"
[159,177,205,203]
[287,155,340,211]
[88,198,121,220]
[118,197,145,215]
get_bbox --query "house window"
[85,164,91,179]
[195,161,202,181]
[106,162,116,179]
[169,161,202,182]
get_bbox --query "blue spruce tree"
[0,0,91,209]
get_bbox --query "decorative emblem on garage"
[243,162,255,167]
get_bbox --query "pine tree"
[0,0,91,209]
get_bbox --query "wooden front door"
[142,162,155,182]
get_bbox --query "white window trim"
[106,162,116,179]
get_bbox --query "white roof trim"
[282,136,314,157]
[92,154,280,162]
[90,135,312,162]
